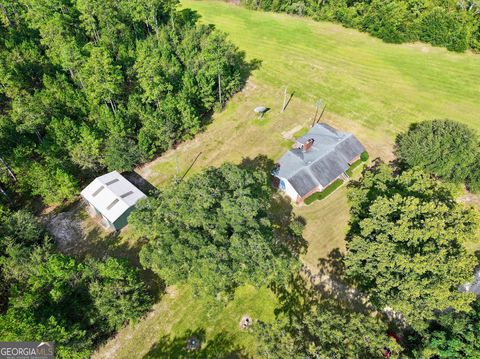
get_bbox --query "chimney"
[302,138,315,152]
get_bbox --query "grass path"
[93,2,480,357]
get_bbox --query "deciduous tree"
[346,164,478,329]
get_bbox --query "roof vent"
[106,198,119,210]
[120,191,134,198]
[302,138,315,152]
[105,178,119,186]
[92,186,105,197]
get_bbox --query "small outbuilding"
[81,171,147,230]
[273,123,365,204]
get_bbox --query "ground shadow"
[283,91,295,112]
[238,154,274,173]
[269,194,308,256]
[270,272,317,322]
[123,171,158,196]
[308,248,372,312]
[143,329,249,359]
[240,58,262,85]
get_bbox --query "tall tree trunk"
[169,11,175,32]
[92,28,100,45]
[108,99,117,114]
[74,71,85,89]
[0,184,10,203]
[68,68,76,82]
[0,156,16,181]
[35,129,42,143]
[0,4,13,28]
[218,73,222,108]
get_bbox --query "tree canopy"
[0,0,248,206]
[396,119,480,190]
[416,299,480,358]
[130,162,302,298]
[0,209,152,358]
[345,163,478,330]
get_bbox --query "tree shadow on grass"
[306,248,373,313]
[270,272,317,323]
[143,329,250,359]
[269,194,308,256]
[123,171,159,196]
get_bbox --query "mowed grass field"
[93,1,480,357]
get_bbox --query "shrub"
[420,7,472,52]
[304,179,343,205]
[360,151,369,162]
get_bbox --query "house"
[81,171,147,230]
[273,123,365,204]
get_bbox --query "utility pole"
[281,86,288,112]
[312,100,323,127]
[317,104,327,124]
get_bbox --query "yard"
[88,1,480,357]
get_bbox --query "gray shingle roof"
[276,123,365,196]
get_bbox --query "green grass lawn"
[93,285,276,358]
[92,2,480,357]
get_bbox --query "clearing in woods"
[92,1,480,357]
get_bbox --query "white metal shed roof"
[80,171,146,223]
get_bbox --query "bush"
[420,7,472,52]
[360,151,369,162]
[396,120,478,184]
[304,179,343,205]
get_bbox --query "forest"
[242,0,480,52]
[0,0,248,206]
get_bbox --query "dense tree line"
[396,119,480,193]
[242,0,480,52]
[130,162,303,298]
[0,0,247,206]
[0,207,152,358]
